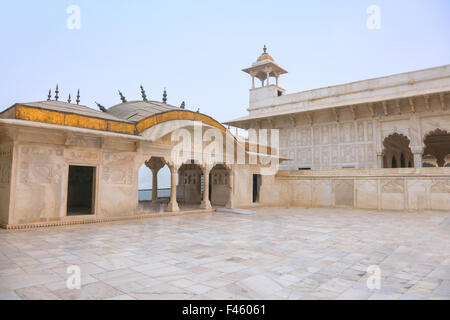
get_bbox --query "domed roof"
[107,100,179,122]
[257,45,274,62]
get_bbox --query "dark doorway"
[209,173,212,201]
[253,174,261,203]
[400,153,405,167]
[391,156,397,168]
[67,165,95,216]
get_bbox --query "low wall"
[260,168,450,211]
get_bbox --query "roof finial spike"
[263,44,267,53]
[76,89,80,105]
[140,85,148,101]
[162,88,167,104]
[55,84,59,101]
[180,101,185,109]
[47,89,51,101]
[67,94,71,104]
[95,101,107,112]
[118,90,127,103]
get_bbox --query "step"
[216,208,256,215]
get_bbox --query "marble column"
[151,168,158,202]
[145,157,165,202]
[200,165,212,210]
[411,146,424,168]
[167,163,180,212]
[376,152,384,168]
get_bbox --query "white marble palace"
[226,46,450,170]
[225,47,450,212]
[0,47,449,229]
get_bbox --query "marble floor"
[0,207,449,300]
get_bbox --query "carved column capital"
[145,157,165,172]
[410,146,424,155]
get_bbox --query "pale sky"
[1,0,449,188]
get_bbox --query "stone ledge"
[1,208,215,230]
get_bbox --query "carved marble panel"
[286,128,295,147]
[367,121,373,141]
[331,146,338,164]
[430,180,450,193]
[19,162,62,185]
[65,134,101,148]
[321,146,330,165]
[313,127,321,145]
[335,180,354,207]
[357,122,365,142]
[312,180,332,207]
[381,180,405,210]
[314,147,321,164]
[355,179,378,209]
[296,127,312,146]
[0,163,11,184]
[102,166,133,185]
[64,149,99,161]
[407,180,428,211]
[331,125,338,144]
[291,180,312,207]
[321,125,330,144]
[357,145,365,163]
[382,180,404,193]
[339,123,354,143]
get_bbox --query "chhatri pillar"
[145,157,165,202]
[200,165,212,210]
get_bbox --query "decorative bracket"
[332,108,339,122]
[289,115,296,127]
[424,95,430,110]
[368,103,375,118]
[440,93,446,110]
[306,112,313,125]
[382,101,388,116]
[408,97,416,113]
[350,106,357,120]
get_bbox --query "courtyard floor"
[0,207,449,300]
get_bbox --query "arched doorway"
[383,133,413,168]
[423,129,450,167]
[138,157,170,212]
[210,164,231,207]
[178,162,203,207]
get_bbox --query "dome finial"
[47,89,51,101]
[140,85,148,101]
[67,94,71,104]
[76,89,80,105]
[118,90,127,103]
[95,101,107,112]
[162,88,167,104]
[180,101,185,109]
[55,84,59,101]
[257,45,274,62]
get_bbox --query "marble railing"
[260,168,450,211]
